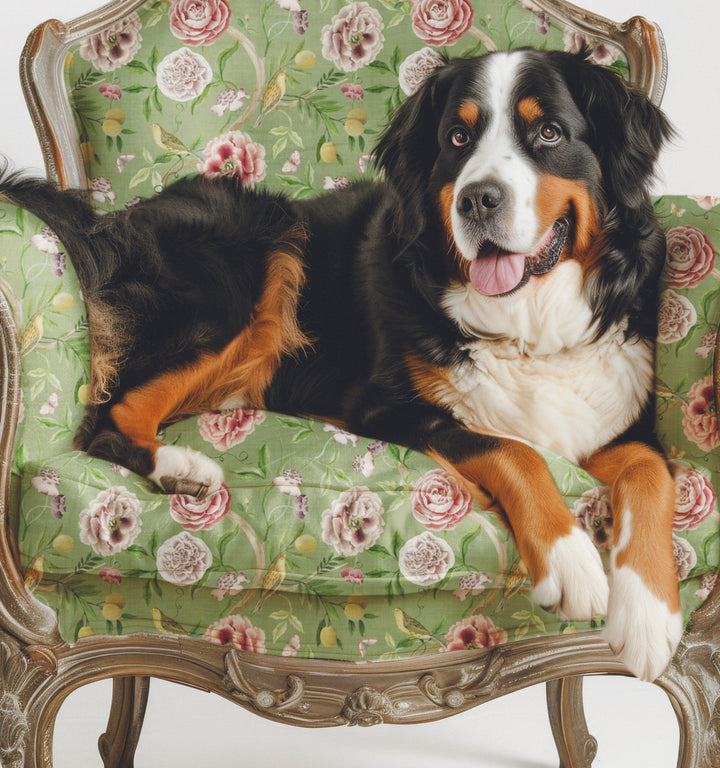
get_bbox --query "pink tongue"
[469,249,528,296]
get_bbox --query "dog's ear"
[555,52,674,211]
[554,53,674,339]
[373,59,452,244]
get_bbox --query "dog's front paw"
[532,527,609,621]
[603,565,683,682]
[149,445,224,500]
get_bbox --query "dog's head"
[375,50,673,340]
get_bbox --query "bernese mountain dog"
[1,49,679,681]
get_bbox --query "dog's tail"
[0,165,132,405]
[0,165,105,293]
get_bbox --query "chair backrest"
[21,0,667,198]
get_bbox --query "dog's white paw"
[149,445,224,500]
[603,565,683,682]
[532,527,609,621]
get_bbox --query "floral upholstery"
[0,0,718,662]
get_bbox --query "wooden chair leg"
[98,676,151,768]
[546,677,598,768]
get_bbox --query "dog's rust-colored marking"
[110,226,312,454]
[405,351,452,410]
[458,100,480,129]
[583,443,680,612]
[434,182,471,282]
[455,440,576,585]
[535,174,601,263]
[517,96,544,124]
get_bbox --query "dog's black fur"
[1,50,681,679]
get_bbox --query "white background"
[0,1,718,766]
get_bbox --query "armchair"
[0,1,718,766]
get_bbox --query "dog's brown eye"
[450,128,471,148]
[539,123,562,144]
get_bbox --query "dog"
[1,49,680,681]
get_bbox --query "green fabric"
[0,0,717,661]
[62,0,628,204]
[3,195,719,660]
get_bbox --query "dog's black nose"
[458,180,507,222]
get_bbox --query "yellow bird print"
[21,313,44,355]
[151,607,189,635]
[255,70,287,127]
[150,123,191,154]
[23,555,44,592]
[254,554,287,612]
[498,557,530,610]
[392,608,445,644]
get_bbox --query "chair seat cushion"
[3,198,720,661]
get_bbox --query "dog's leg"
[93,242,311,498]
[582,443,682,681]
[359,405,608,620]
[109,366,226,499]
[451,438,609,621]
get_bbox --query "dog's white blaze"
[531,526,609,621]
[604,564,683,681]
[451,51,539,261]
[440,261,654,463]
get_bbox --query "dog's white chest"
[444,333,653,462]
[440,262,654,463]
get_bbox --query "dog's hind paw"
[531,527,609,621]
[603,565,683,682]
[149,445,224,500]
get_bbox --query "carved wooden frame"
[1,1,717,766]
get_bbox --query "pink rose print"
[79,486,143,557]
[169,483,232,530]
[663,226,717,289]
[211,571,249,600]
[156,47,213,102]
[696,331,717,360]
[657,290,697,344]
[673,534,697,581]
[321,2,385,72]
[573,486,613,551]
[411,468,472,530]
[443,614,507,651]
[211,87,249,116]
[411,0,474,47]
[203,615,266,653]
[398,531,455,586]
[341,83,365,100]
[79,13,143,72]
[398,47,445,95]
[198,408,266,450]
[99,83,122,100]
[673,468,717,530]
[156,531,212,585]
[197,131,267,184]
[682,376,720,452]
[453,571,490,601]
[341,567,365,584]
[168,0,232,46]
[321,487,385,556]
